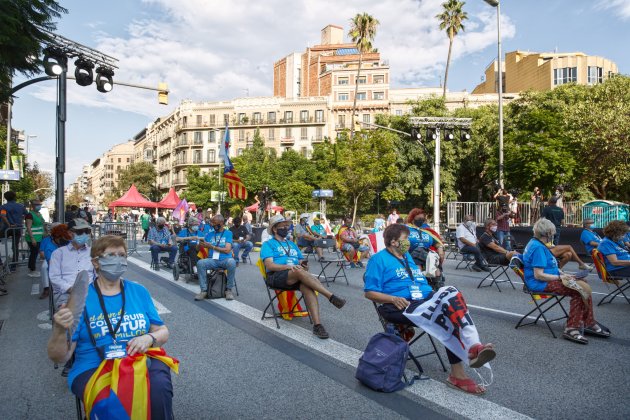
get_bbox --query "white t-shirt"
[456,223,477,249]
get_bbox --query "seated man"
[176,217,206,276]
[148,217,177,270]
[338,216,369,268]
[310,216,326,238]
[295,213,325,261]
[598,220,630,277]
[455,215,490,272]
[261,215,346,339]
[230,216,253,265]
[479,219,518,265]
[580,218,602,256]
[195,215,237,301]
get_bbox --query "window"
[300,110,308,123]
[553,67,577,85]
[315,109,324,122]
[118,158,121,163]
[194,131,203,144]
[268,111,276,123]
[196,115,202,126]
[285,127,292,138]
[301,127,308,140]
[252,112,261,123]
[315,127,323,140]
[237,148,244,156]
[284,111,293,123]
[193,150,202,164]
[373,74,384,84]
[223,114,229,124]
[301,147,308,157]
[356,92,367,100]
[373,91,385,100]
[208,130,216,143]
[363,114,371,124]
[395,109,403,116]
[356,76,366,84]
[338,114,346,128]
[209,114,216,126]
[238,129,245,141]
[268,128,275,140]
[338,92,349,101]
[207,149,216,163]
[338,77,349,85]
[238,113,246,123]
[587,66,603,84]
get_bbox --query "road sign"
[0,170,21,181]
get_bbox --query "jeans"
[497,230,512,251]
[150,245,177,264]
[27,240,41,271]
[197,257,236,291]
[232,241,253,260]
[459,245,487,267]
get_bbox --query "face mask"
[397,238,411,255]
[73,233,89,246]
[490,226,498,232]
[214,224,223,231]
[98,255,128,282]
[157,224,165,229]
[588,224,595,229]
[465,220,475,228]
[276,227,289,238]
[413,219,425,227]
[191,225,199,232]
[34,205,42,211]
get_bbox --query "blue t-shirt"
[311,224,326,237]
[177,227,206,251]
[0,201,28,227]
[523,239,559,292]
[40,236,59,263]
[260,238,303,266]
[407,226,435,252]
[68,280,163,388]
[580,229,602,256]
[203,229,233,261]
[364,250,433,299]
[597,237,630,272]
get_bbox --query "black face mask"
[214,224,223,231]
[276,227,289,238]
[157,224,165,229]
[413,219,425,227]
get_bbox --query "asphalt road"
[0,240,628,419]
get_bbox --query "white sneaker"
[27,271,40,278]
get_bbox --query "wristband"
[147,333,157,347]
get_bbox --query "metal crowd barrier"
[91,222,139,255]
[2,227,29,271]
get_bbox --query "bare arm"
[605,254,630,267]
[47,307,77,363]
[263,257,301,273]
[458,236,476,247]
[533,267,571,282]
[365,291,409,310]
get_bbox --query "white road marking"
[37,309,52,330]
[152,298,171,314]
[128,256,532,420]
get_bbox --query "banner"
[11,155,23,177]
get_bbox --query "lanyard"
[212,230,225,247]
[386,249,416,284]
[274,238,292,257]
[94,280,126,343]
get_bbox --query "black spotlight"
[43,48,67,76]
[95,66,114,93]
[461,130,471,141]
[444,130,455,141]
[411,128,422,141]
[427,128,437,140]
[74,58,94,86]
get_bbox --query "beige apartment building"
[88,141,135,206]
[473,50,619,94]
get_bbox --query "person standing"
[386,209,398,227]
[541,197,564,245]
[0,190,28,269]
[530,187,543,224]
[25,199,45,277]
[140,210,151,242]
[494,205,514,250]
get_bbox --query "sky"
[10,0,630,190]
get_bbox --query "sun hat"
[268,214,289,235]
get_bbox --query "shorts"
[485,253,509,266]
[265,270,300,291]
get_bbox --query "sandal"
[446,376,486,395]
[563,328,588,344]
[584,322,611,338]
[468,343,496,368]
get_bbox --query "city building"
[88,141,135,206]
[472,50,619,94]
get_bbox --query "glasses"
[73,228,91,235]
[100,252,127,258]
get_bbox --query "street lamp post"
[483,0,504,188]
[26,134,37,159]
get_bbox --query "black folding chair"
[75,396,84,419]
[315,239,349,286]
[477,262,515,291]
[510,257,568,338]
[455,252,476,270]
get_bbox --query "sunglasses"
[73,228,91,235]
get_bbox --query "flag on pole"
[221,123,248,200]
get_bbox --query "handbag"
[207,270,226,299]
[424,250,440,278]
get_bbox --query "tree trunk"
[350,53,364,139]
[352,195,360,226]
[442,33,453,99]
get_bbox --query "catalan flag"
[221,123,248,200]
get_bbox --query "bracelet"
[147,333,157,347]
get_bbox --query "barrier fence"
[2,227,29,272]
[91,222,139,255]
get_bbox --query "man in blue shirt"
[147,216,177,270]
[176,217,206,276]
[195,215,237,301]
[580,218,602,256]
[0,190,28,268]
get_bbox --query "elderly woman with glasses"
[523,218,610,344]
[48,235,177,419]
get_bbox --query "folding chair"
[256,259,311,329]
[75,395,84,420]
[316,239,349,286]
[510,256,568,338]
[592,249,630,306]
[477,262,515,291]
[444,231,459,260]
[455,252,476,270]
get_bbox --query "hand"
[289,265,302,272]
[127,334,153,356]
[391,296,410,310]
[53,307,74,330]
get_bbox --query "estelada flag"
[221,123,248,200]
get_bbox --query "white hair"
[533,218,556,239]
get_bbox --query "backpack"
[207,270,226,299]
[355,325,420,392]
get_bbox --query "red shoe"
[468,343,496,368]
[446,376,486,395]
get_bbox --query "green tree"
[232,128,277,202]
[0,0,67,97]
[115,161,159,199]
[269,149,316,211]
[436,0,468,98]
[348,12,379,139]
[181,165,219,210]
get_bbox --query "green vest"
[26,210,45,242]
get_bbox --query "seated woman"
[176,217,206,276]
[405,208,445,289]
[38,223,72,299]
[47,235,176,420]
[523,219,610,344]
[364,224,496,395]
[597,220,630,277]
[338,216,369,268]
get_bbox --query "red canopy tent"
[108,184,156,209]
[157,187,181,209]
[244,202,283,213]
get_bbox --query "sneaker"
[242,256,247,264]
[579,263,594,271]
[349,263,357,269]
[235,261,240,267]
[39,287,50,300]
[313,324,329,339]
[225,289,235,301]
[319,256,326,262]
[27,271,40,278]
[357,261,364,268]
[329,294,346,309]
[194,291,207,301]
[61,366,70,377]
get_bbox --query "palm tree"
[348,13,379,139]
[436,0,468,98]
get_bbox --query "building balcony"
[174,159,188,167]
[335,123,347,130]
[280,137,295,145]
[158,182,170,189]
[158,165,171,173]
[231,117,326,127]
[172,178,187,187]
[311,136,325,144]
[191,139,204,147]
[174,140,189,149]
[158,148,171,157]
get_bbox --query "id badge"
[212,250,220,260]
[104,343,127,360]
[409,284,424,301]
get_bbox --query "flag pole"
[218,159,223,214]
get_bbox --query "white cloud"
[597,0,630,20]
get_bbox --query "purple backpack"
[356,326,420,392]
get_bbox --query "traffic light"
[461,130,471,141]
[411,128,422,141]
[158,82,169,105]
[444,130,455,141]
[427,128,437,140]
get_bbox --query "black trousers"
[6,229,21,264]
[27,240,40,271]
[459,245,486,267]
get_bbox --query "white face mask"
[465,220,475,229]
[490,226,498,232]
